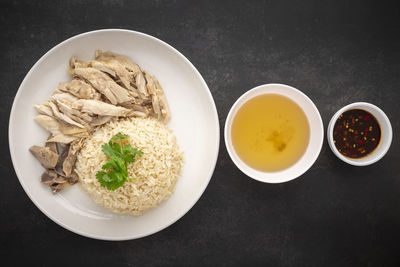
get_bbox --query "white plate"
[9,29,220,240]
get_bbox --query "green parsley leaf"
[122,144,144,163]
[96,133,143,191]
[101,143,117,158]
[110,132,129,142]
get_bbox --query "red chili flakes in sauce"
[333,109,381,158]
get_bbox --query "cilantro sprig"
[96,133,143,190]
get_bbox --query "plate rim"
[8,29,220,240]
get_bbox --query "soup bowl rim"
[224,83,324,183]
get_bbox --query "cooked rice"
[75,117,183,215]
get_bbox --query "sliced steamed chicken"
[31,50,172,192]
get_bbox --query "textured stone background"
[1,0,399,266]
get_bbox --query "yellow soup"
[231,94,310,172]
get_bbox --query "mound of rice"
[75,117,183,215]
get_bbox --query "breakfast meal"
[29,50,183,215]
[333,109,381,158]
[231,94,310,172]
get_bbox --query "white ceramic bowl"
[224,84,324,183]
[327,102,392,166]
[9,29,220,240]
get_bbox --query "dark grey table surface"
[1,0,399,266]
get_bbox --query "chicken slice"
[68,57,90,75]
[73,67,132,104]
[51,92,79,103]
[72,68,117,104]
[90,61,116,78]
[90,115,113,126]
[56,100,92,123]
[59,122,87,136]
[135,72,149,98]
[144,72,155,95]
[155,79,171,122]
[95,50,141,76]
[55,103,93,132]
[120,102,150,114]
[34,103,53,117]
[93,59,138,95]
[35,115,77,144]
[132,111,148,117]
[73,99,132,117]
[151,94,162,120]
[140,71,171,122]
[62,113,92,133]
[34,115,62,136]
[58,79,101,100]
[29,145,59,169]
[48,101,85,129]
[159,94,171,122]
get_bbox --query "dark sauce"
[333,109,381,158]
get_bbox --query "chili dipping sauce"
[333,109,381,158]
